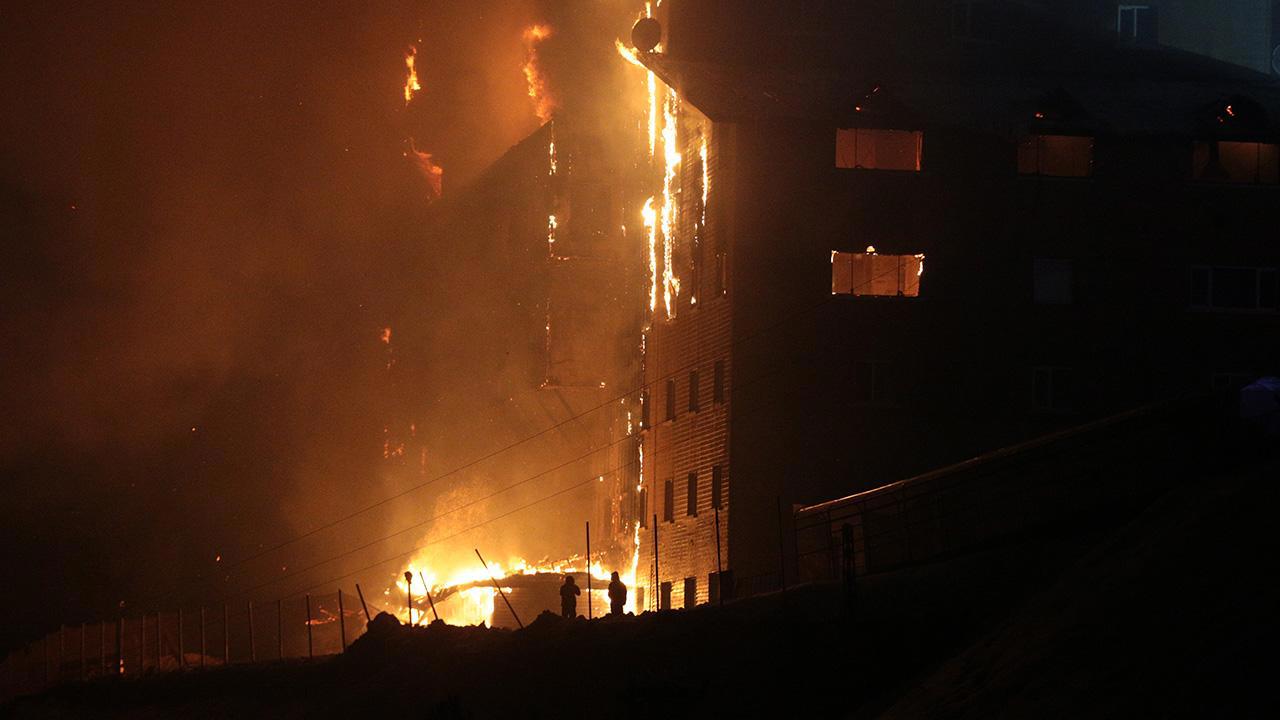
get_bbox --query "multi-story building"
[632,0,1280,609]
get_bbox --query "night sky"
[0,1,546,653]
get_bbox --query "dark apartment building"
[632,0,1280,609]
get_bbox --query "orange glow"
[403,46,421,105]
[642,197,658,313]
[406,139,444,200]
[380,327,392,344]
[522,24,556,123]
[660,92,682,318]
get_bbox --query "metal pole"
[277,599,283,660]
[222,603,229,665]
[419,572,439,623]
[177,609,184,669]
[337,590,347,652]
[714,504,724,607]
[653,513,660,610]
[200,608,206,669]
[777,496,787,593]
[355,584,371,624]
[247,601,255,663]
[475,549,522,629]
[403,571,414,626]
[305,594,313,660]
[586,521,592,619]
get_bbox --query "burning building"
[628,1,1280,609]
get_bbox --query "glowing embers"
[1192,141,1280,185]
[831,248,924,297]
[835,128,922,171]
[1017,135,1093,177]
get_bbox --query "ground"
[5,463,1277,718]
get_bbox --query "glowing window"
[831,249,924,297]
[835,129,922,171]
[1192,142,1280,184]
[1017,135,1093,177]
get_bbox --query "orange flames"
[406,138,443,201]
[403,46,422,105]
[522,24,556,124]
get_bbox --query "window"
[714,250,727,296]
[1033,259,1074,305]
[688,370,700,412]
[660,581,672,610]
[1032,366,1074,413]
[835,129,923,171]
[853,361,895,404]
[1192,142,1280,184]
[713,360,725,404]
[686,472,698,517]
[708,572,720,605]
[1117,5,1157,43]
[1017,135,1093,177]
[1191,266,1279,312]
[711,465,723,509]
[663,479,674,523]
[638,488,648,527]
[639,389,650,429]
[831,250,924,297]
[665,378,676,422]
[683,577,697,609]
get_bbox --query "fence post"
[419,572,439,623]
[337,590,346,652]
[305,594,313,660]
[403,571,414,626]
[355,584,371,623]
[177,608,184,669]
[222,603,229,665]
[586,521,592,619]
[276,599,283,660]
[199,607,206,669]
[777,496,787,593]
[247,601,255,662]
[476,549,522,629]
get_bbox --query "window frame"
[835,128,924,172]
[1190,265,1280,313]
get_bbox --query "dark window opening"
[831,250,924,297]
[1033,258,1074,305]
[1191,266,1279,311]
[683,577,697,609]
[665,378,676,422]
[709,572,720,605]
[663,479,674,523]
[686,472,698,517]
[714,251,727,296]
[1192,142,1280,184]
[659,581,672,610]
[688,371,700,412]
[1032,366,1074,413]
[1117,5,1157,44]
[713,360,726,404]
[711,465,723,509]
[638,488,647,527]
[639,389,650,429]
[836,128,923,171]
[1017,135,1093,177]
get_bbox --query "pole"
[777,496,787,593]
[59,625,65,683]
[177,609,184,669]
[305,594,313,660]
[200,607,206,669]
[403,571,414,626]
[714,504,724,607]
[116,617,123,675]
[475,549,522,629]
[418,572,439,623]
[276,599,283,660]
[653,513,660,610]
[337,590,347,652]
[100,621,106,677]
[247,601,256,663]
[79,623,85,682]
[138,614,145,673]
[355,584,372,624]
[222,603,229,665]
[585,521,592,619]
[43,634,49,687]
[155,613,162,670]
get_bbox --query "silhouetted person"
[608,571,627,616]
[560,574,580,618]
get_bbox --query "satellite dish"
[632,17,662,52]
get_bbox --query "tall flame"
[522,24,556,123]
[403,46,421,105]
